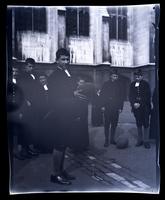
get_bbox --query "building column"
[46,7,58,62]
[90,7,102,64]
[132,6,150,66]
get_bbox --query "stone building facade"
[8,5,159,97]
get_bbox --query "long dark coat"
[17,71,40,143]
[18,71,38,113]
[129,79,151,114]
[99,78,125,111]
[129,79,151,128]
[46,67,79,149]
[7,81,25,151]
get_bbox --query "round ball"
[116,135,129,149]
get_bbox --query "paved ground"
[10,102,160,194]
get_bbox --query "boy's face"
[110,74,118,81]
[25,63,34,72]
[135,75,143,82]
[57,55,70,69]
[78,79,85,86]
[39,75,47,85]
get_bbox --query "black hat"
[134,69,143,76]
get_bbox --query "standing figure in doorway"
[129,69,151,149]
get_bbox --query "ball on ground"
[116,135,129,149]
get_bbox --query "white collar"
[43,84,48,91]
[64,69,71,77]
[135,82,140,87]
[12,78,16,84]
[30,74,35,80]
[57,66,71,77]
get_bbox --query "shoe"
[144,142,151,149]
[14,153,26,160]
[136,141,143,147]
[110,140,116,145]
[62,170,76,180]
[20,151,32,159]
[27,149,39,156]
[104,140,109,147]
[32,147,42,153]
[70,149,82,155]
[50,175,72,185]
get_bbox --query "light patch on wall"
[21,31,52,62]
[69,38,94,64]
[110,40,133,67]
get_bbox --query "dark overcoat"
[46,67,79,149]
[17,71,40,141]
[99,78,125,111]
[129,79,151,114]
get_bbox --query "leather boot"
[50,174,71,185]
[51,148,72,185]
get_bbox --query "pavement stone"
[10,102,159,194]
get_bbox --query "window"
[13,7,47,60]
[15,7,47,32]
[66,7,89,37]
[108,7,127,40]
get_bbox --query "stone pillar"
[58,10,66,49]
[102,17,110,62]
[90,7,102,64]
[127,7,134,44]
[46,7,58,62]
[132,6,150,66]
